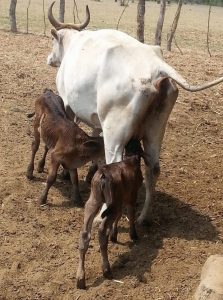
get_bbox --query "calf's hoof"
[60,169,70,181]
[130,232,139,242]
[26,168,34,180]
[26,173,34,180]
[103,268,113,279]
[110,234,118,244]
[76,278,86,290]
[71,195,83,207]
[38,196,47,206]
[37,165,44,173]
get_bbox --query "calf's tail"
[98,168,115,219]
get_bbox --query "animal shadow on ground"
[90,188,220,288]
[32,173,90,208]
[49,178,90,208]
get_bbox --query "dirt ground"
[0,30,223,300]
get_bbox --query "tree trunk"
[155,0,166,45]
[9,0,17,32]
[206,3,212,57]
[137,0,145,43]
[26,0,32,34]
[167,0,183,51]
[43,0,46,36]
[59,0,65,23]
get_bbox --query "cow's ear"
[51,28,59,41]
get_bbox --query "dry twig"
[116,0,130,30]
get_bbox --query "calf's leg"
[76,195,102,289]
[85,163,98,184]
[39,152,60,205]
[98,215,116,279]
[127,204,138,241]
[26,121,40,180]
[69,169,82,206]
[110,211,122,243]
[37,145,48,173]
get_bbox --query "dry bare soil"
[0,29,223,300]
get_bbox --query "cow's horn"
[48,1,90,31]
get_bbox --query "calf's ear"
[83,140,100,149]
[51,28,59,41]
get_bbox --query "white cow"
[47,2,223,225]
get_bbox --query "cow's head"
[47,1,90,67]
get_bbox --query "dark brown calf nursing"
[26,89,104,205]
[76,139,144,289]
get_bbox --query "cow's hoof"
[137,216,152,227]
[76,200,84,208]
[76,278,86,290]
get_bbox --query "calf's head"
[83,137,105,160]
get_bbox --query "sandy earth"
[0,30,223,300]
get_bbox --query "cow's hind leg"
[138,78,178,225]
[76,195,102,289]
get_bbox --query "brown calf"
[26,89,104,206]
[76,139,145,289]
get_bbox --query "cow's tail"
[159,61,223,92]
